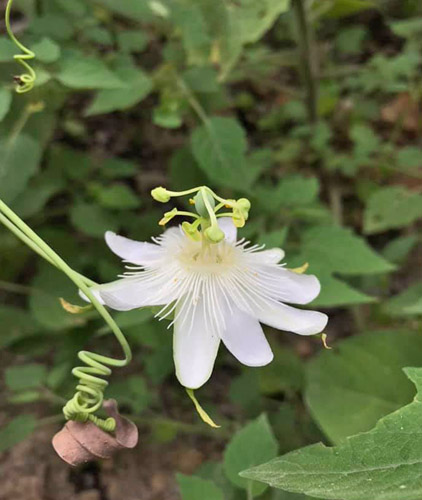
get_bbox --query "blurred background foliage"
[2,0,422,499]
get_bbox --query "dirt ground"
[0,421,220,500]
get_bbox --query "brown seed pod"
[52,399,138,466]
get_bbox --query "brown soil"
[0,422,218,500]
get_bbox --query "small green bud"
[151,186,171,203]
[194,191,215,219]
[204,225,225,244]
[182,221,201,241]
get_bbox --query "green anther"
[232,197,251,227]
[159,207,178,226]
[151,186,171,203]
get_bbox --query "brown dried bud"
[52,399,138,466]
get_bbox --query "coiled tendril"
[0,199,132,434]
[63,351,121,432]
[5,0,36,93]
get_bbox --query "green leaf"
[191,117,248,189]
[300,225,395,276]
[32,37,61,63]
[5,364,47,392]
[0,88,12,122]
[89,183,140,210]
[231,0,291,45]
[335,26,366,54]
[321,0,374,18]
[350,123,380,161]
[383,283,422,317]
[0,415,37,453]
[93,0,153,21]
[306,329,422,443]
[171,4,211,65]
[256,176,319,214]
[177,474,224,500]
[0,135,42,204]
[11,169,64,218]
[29,264,83,331]
[312,273,376,308]
[259,228,289,249]
[70,202,118,237]
[107,376,151,414]
[291,225,394,307]
[117,30,148,53]
[242,367,422,500]
[224,414,278,496]
[229,371,262,416]
[0,38,18,61]
[396,147,422,169]
[85,57,152,115]
[382,235,418,265]
[363,186,422,234]
[0,306,40,348]
[183,66,219,93]
[57,53,125,89]
[258,346,304,396]
[49,145,92,180]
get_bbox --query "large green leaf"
[224,414,278,496]
[306,330,422,444]
[57,53,125,89]
[242,367,422,500]
[0,135,42,204]
[177,474,224,500]
[364,186,422,234]
[85,57,152,115]
[191,117,249,189]
[292,225,394,307]
[300,225,394,276]
[383,284,422,318]
[312,273,376,307]
[230,0,291,44]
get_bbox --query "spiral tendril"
[62,350,123,432]
[5,0,36,93]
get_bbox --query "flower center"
[177,240,238,274]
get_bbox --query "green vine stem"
[292,0,318,124]
[0,198,132,432]
[5,0,37,93]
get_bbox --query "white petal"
[98,277,178,311]
[79,286,105,304]
[218,217,237,244]
[257,301,328,336]
[173,297,220,389]
[220,307,273,367]
[257,248,285,264]
[270,269,321,305]
[105,231,163,265]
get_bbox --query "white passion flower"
[85,218,328,390]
